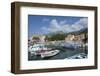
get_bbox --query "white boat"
[28,44,48,55]
[40,50,60,58]
[64,53,87,59]
[29,44,60,57]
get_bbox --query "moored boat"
[41,50,60,58]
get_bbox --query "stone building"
[32,35,46,43]
[65,33,86,41]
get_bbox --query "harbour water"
[28,47,87,60]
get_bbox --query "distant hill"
[47,28,88,36]
[45,28,88,41]
[67,28,88,35]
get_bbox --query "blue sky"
[28,15,88,37]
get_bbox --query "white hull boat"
[28,44,49,55]
[40,50,60,58]
[64,53,87,59]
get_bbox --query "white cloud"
[59,20,67,25]
[42,18,49,22]
[71,18,88,31]
[50,19,60,29]
[41,18,88,33]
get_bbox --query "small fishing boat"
[28,44,60,57]
[40,50,60,58]
[64,53,87,59]
[28,44,48,55]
